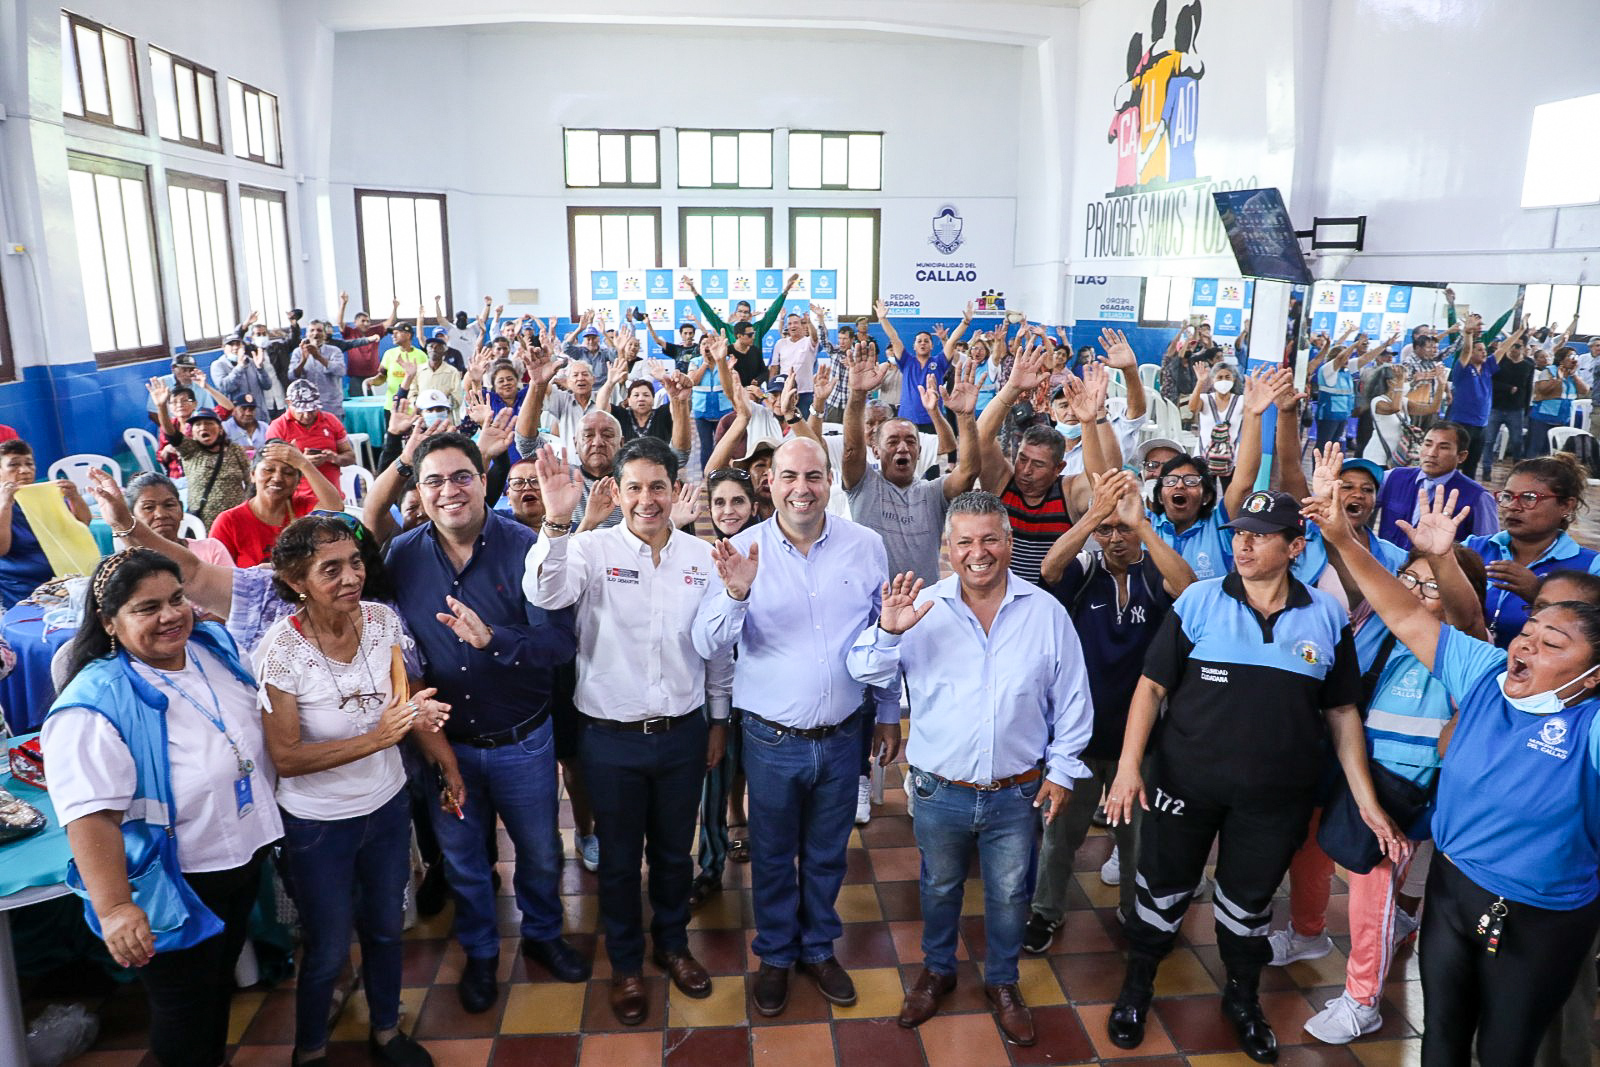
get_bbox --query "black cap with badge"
[1222,490,1305,535]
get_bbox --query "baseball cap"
[1222,490,1305,535]
[392,321,414,334]
[1134,437,1184,468]
[418,389,452,412]
[1340,457,1384,487]
[286,379,321,412]
[222,333,245,346]
[738,431,782,464]
[172,354,197,369]
[429,327,449,341]
[582,325,601,338]
[186,408,223,425]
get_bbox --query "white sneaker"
[1267,926,1334,966]
[855,775,872,825]
[1303,992,1382,1044]
[1100,845,1122,886]
[579,833,600,873]
[1391,907,1421,950]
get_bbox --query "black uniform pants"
[1122,763,1314,985]
[1419,853,1600,1067]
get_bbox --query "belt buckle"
[976,780,1003,792]
[641,718,664,735]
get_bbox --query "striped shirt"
[1001,478,1072,586]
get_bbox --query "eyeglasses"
[506,477,538,491]
[1093,523,1134,538]
[419,471,479,490]
[1141,459,1164,471]
[1161,475,1204,488]
[707,467,752,482]
[1397,571,1441,599]
[1495,490,1564,509]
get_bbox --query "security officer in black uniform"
[1102,489,1405,1063]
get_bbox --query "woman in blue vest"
[1311,337,1356,446]
[1527,347,1588,456]
[1307,482,1600,1067]
[686,334,734,470]
[1467,454,1600,648]
[42,549,283,1067]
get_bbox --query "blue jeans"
[695,418,721,473]
[742,713,862,967]
[908,766,1041,985]
[1316,417,1350,445]
[1528,416,1560,457]
[279,787,412,1051]
[1482,407,1527,478]
[431,723,564,958]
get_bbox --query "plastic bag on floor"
[25,1002,98,1066]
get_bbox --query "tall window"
[788,209,878,318]
[788,131,882,191]
[67,153,164,362]
[677,130,773,189]
[566,208,661,317]
[1140,276,1193,324]
[563,129,659,188]
[149,48,221,151]
[240,187,292,329]
[355,191,451,318]
[678,209,771,269]
[1521,94,1600,209]
[61,12,142,132]
[166,172,234,346]
[228,79,281,166]
[1523,283,1600,334]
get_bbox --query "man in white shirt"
[770,308,820,417]
[525,436,732,1027]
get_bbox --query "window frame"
[353,189,453,324]
[227,78,283,167]
[787,130,883,191]
[238,184,294,331]
[67,151,167,366]
[676,129,774,190]
[61,11,144,133]
[148,46,222,152]
[786,207,881,319]
[563,128,661,190]
[565,206,663,320]
[677,207,774,269]
[165,170,236,348]
[0,269,15,384]
[1139,276,1193,327]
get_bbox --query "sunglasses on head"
[308,509,367,542]
[708,467,752,482]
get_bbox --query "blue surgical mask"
[1497,662,1600,714]
[1057,421,1082,441]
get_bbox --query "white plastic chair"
[1138,363,1161,392]
[347,431,373,470]
[123,428,160,473]
[178,514,206,540]
[48,453,121,518]
[1494,424,1509,460]
[340,465,375,508]
[1572,398,1593,429]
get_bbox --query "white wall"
[322,23,1028,318]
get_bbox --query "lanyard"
[149,653,255,778]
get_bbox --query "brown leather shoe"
[752,963,790,1017]
[987,983,1036,1046]
[797,957,857,1006]
[609,974,648,1026]
[652,948,712,999]
[897,967,957,1029]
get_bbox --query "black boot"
[1221,977,1278,1063]
[1106,957,1157,1050]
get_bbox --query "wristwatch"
[395,460,414,479]
[785,414,803,425]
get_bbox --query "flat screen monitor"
[1212,187,1313,285]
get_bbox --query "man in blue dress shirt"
[692,436,895,1017]
[385,432,583,1014]
[848,491,1093,1047]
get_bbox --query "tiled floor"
[34,457,1600,1065]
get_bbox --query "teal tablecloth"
[342,397,389,444]
[0,736,71,898]
[90,519,113,556]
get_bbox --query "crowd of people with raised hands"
[15,283,1600,1067]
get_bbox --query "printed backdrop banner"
[1308,281,1419,345]
[590,269,839,358]
[1187,277,1255,355]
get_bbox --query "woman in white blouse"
[257,515,456,1067]
[43,549,282,1067]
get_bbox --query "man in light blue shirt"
[848,490,1092,1047]
[691,436,894,1018]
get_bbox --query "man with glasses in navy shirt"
[386,433,583,1014]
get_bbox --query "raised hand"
[1098,327,1137,370]
[1083,469,1128,526]
[534,445,583,523]
[778,374,800,419]
[476,409,515,461]
[1113,472,1147,526]
[877,572,932,634]
[873,297,891,322]
[932,322,949,343]
[145,376,171,409]
[435,595,493,649]
[1068,364,1109,424]
[464,389,492,427]
[1244,366,1290,415]
[916,373,941,419]
[662,371,691,406]
[1396,485,1471,558]
[1006,346,1050,393]
[811,361,836,409]
[941,360,979,416]
[1309,441,1343,502]
[849,348,890,394]
[710,538,760,600]
[86,468,134,531]
[586,475,618,519]
[670,481,703,529]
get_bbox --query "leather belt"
[745,710,856,741]
[455,708,550,749]
[927,767,1043,792]
[585,712,699,735]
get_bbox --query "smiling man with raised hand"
[691,435,893,1018]
[847,490,1093,1047]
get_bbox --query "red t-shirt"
[208,496,316,568]
[267,411,347,507]
[0,425,19,444]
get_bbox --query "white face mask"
[1057,421,1082,441]
[1497,661,1600,714]
[1212,379,1235,395]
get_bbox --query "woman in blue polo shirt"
[1311,480,1600,1067]
[1467,454,1599,648]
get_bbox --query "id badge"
[234,775,255,818]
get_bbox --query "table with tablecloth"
[0,604,74,735]
[0,737,74,1066]
[342,396,389,444]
